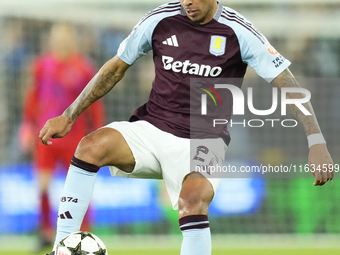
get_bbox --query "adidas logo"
[58,211,73,219]
[162,35,179,47]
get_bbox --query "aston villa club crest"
[209,35,226,56]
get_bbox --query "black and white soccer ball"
[54,231,108,255]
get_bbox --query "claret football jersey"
[117,1,291,144]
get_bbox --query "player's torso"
[123,2,291,140]
[152,14,246,85]
[148,14,247,114]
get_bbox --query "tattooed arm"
[271,68,334,186]
[39,55,130,145]
[271,68,320,136]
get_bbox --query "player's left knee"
[178,191,211,218]
[178,174,214,218]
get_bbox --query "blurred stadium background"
[0,0,339,254]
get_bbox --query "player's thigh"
[178,172,214,218]
[75,127,135,172]
[162,137,226,210]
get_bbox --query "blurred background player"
[19,23,106,250]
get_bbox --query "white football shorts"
[104,120,228,209]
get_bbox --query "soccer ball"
[54,231,108,255]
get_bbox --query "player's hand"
[308,143,334,186]
[39,115,74,146]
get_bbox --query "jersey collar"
[214,2,223,21]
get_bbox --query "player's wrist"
[307,133,326,148]
[62,110,77,124]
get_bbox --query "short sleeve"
[220,7,291,82]
[239,31,291,82]
[117,23,153,65]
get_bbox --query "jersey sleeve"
[222,8,291,82]
[117,13,157,65]
[117,2,182,65]
[239,31,291,83]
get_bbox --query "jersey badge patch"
[266,43,278,55]
[210,36,226,56]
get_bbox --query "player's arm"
[39,55,130,146]
[271,68,334,186]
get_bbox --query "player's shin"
[54,156,99,248]
[179,215,211,255]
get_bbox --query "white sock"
[179,215,211,255]
[54,163,97,247]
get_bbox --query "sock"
[179,215,211,255]
[54,156,99,247]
